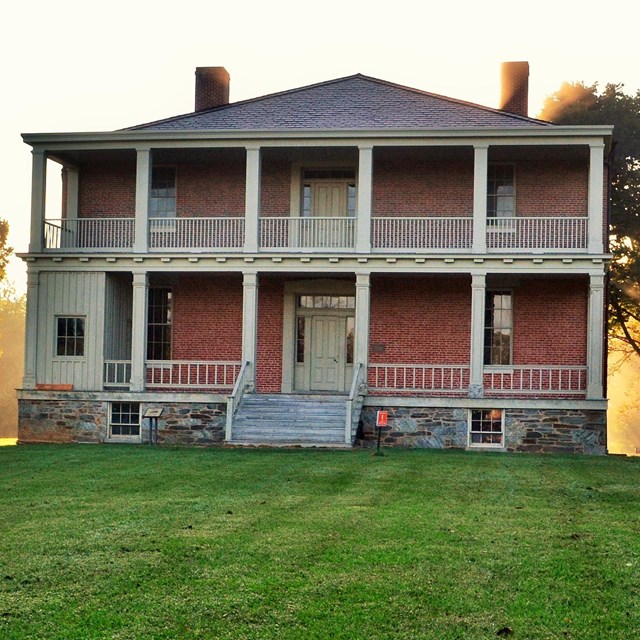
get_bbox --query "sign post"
[375,410,388,454]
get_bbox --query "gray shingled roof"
[127,74,552,131]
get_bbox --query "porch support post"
[472,144,488,254]
[22,269,40,389]
[355,273,371,368]
[64,165,79,222]
[242,271,259,390]
[588,142,605,254]
[130,270,148,391]
[29,149,46,253]
[356,146,373,253]
[469,272,486,397]
[134,147,151,253]
[587,272,605,399]
[244,146,261,253]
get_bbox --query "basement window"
[110,402,141,438]
[469,409,504,447]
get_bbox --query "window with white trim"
[110,402,141,437]
[469,409,504,446]
[487,164,515,218]
[147,288,172,360]
[150,167,176,218]
[56,316,85,357]
[484,291,512,366]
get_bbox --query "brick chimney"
[195,67,230,111]
[499,61,529,117]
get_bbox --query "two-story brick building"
[17,63,612,452]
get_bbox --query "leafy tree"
[539,83,640,358]
[0,219,11,282]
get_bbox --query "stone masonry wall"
[359,406,607,455]
[18,399,227,446]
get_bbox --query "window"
[484,291,512,366]
[56,317,85,357]
[487,165,515,218]
[296,317,305,363]
[150,167,176,218]
[147,288,172,360]
[469,409,504,446]
[110,402,140,437]
[346,316,354,364]
[298,295,355,309]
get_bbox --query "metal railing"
[483,366,587,395]
[44,218,134,250]
[148,217,244,250]
[486,216,588,251]
[103,360,132,387]
[345,363,367,444]
[225,360,251,441]
[371,216,473,251]
[368,364,470,393]
[260,217,356,250]
[146,360,242,390]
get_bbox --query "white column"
[356,145,373,253]
[29,149,46,253]
[22,269,40,389]
[472,144,488,254]
[244,146,261,253]
[242,271,259,390]
[588,142,605,254]
[469,272,486,397]
[130,270,148,391]
[355,273,371,367]
[587,273,605,399]
[64,166,79,222]
[134,147,151,253]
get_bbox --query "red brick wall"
[513,277,588,365]
[256,276,284,392]
[78,159,136,218]
[261,158,291,217]
[171,274,243,360]
[369,275,471,363]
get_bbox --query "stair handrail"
[225,360,251,442]
[345,363,367,444]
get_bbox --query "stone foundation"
[359,406,607,455]
[18,399,227,446]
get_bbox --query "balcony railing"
[44,218,134,250]
[483,366,587,395]
[146,360,241,390]
[260,217,355,250]
[486,217,588,251]
[371,216,473,251]
[148,217,244,250]
[368,364,470,394]
[104,360,132,387]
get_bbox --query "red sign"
[376,410,389,428]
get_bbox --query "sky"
[2,0,640,293]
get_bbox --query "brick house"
[18,62,612,452]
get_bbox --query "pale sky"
[2,0,639,293]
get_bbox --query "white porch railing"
[44,218,134,250]
[486,217,588,251]
[260,217,355,250]
[371,217,473,251]
[148,217,244,250]
[225,360,251,441]
[484,366,587,395]
[104,360,132,388]
[146,361,242,390]
[345,363,367,444]
[369,364,470,393]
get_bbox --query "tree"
[0,219,11,282]
[539,83,640,359]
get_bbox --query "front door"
[310,315,345,391]
[311,181,348,217]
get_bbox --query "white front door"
[311,181,348,217]
[310,315,345,391]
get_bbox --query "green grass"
[1,446,639,639]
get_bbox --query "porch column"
[63,165,79,221]
[355,273,371,368]
[29,149,46,253]
[472,144,488,254]
[469,272,486,397]
[130,270,148,391]
[244,146,261,253]
[586,272,605,399]
[134,147,151,253]
[356,145,373,253]
[242,271,259,390]
[588,142,605,254]
[22,269,40,389]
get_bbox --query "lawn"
[0,446,639,640]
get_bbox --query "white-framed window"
[56,316,85,357]
[150,166,176,218]
[469,409,504,447]
[110,402,141,438]
[484,290,513,366]
[147,288,172,361]
[487,164,515,218]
